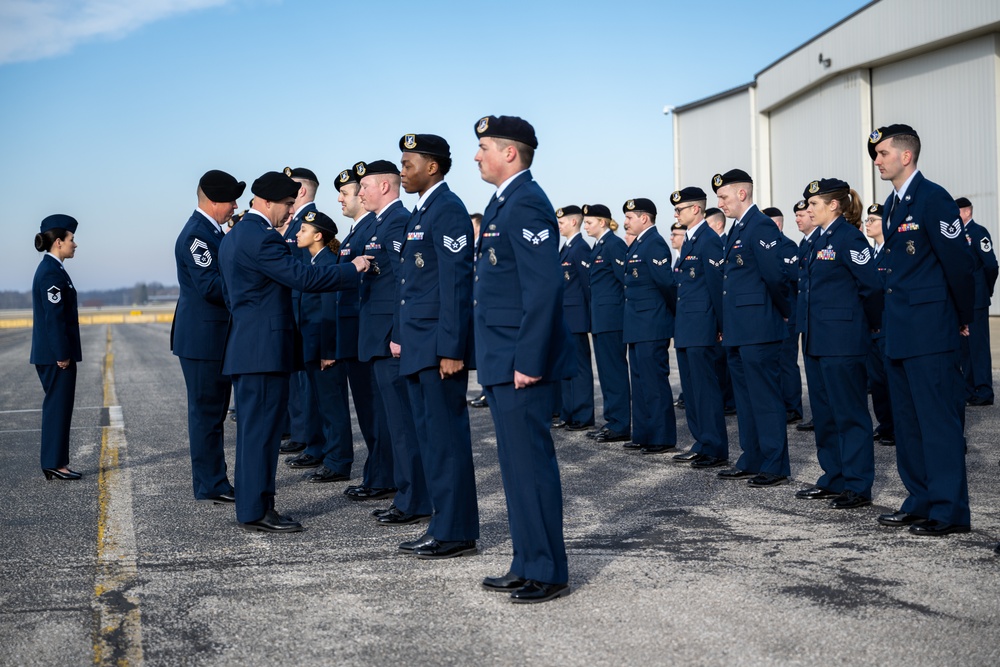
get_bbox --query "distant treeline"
[0,283,179,309]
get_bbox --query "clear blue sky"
[0,0,870,291]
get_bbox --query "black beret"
[301,210,338,236]
[670,222,687,232]
[400,133,451,158]
[283,166,319,184]
[355,160,399,178]
[670,187,707,205]
[793,200,808,213]
[335,167,359,191]
[623,198,657,216]
[762,207,783,218]
[474,115,538,149]
[867,203,884,218]
[582,204,612,219]
[251,171,300,201]
[803,178,850,199]
[867,124,919,160]
[711,169,753,193]
[954,197,972,209]
[556,205,583,218]
[40,214,78,234]
[199,169,246,203]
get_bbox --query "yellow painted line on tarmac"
[0,312,174,329]
[93,324,144,666]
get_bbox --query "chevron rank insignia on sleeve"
[190,238,213,267]
[760,239,777,249]
[940,219,962,239]
[47,285,61,303]
[522,229,551,245]
[443,234,467,252]
[982,237,993,252]
[849,248,871,265]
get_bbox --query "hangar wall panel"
[675,90,752,194]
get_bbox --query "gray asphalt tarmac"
[1,322,998,667]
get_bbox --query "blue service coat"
[965,219,998,309]
[622,226,676,344]
[802,217,883,356]
[880,172,974,359]
[796,231,819,333]
[298,246,337,364]
[358,200,408,363]
[560,232,592,334]
[30,254,81,364]
[171,211,229,361]
[218,210,360,375]
[673,222,724,348]
[721,205,790,346]
[473,170,571,385]
[334,212,376,360]
[398,183,474,376]
[588,230,627,333]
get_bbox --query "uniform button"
[473,299,478,306]
[400,300,405,305]
[400,278,405,284]
[886,289,892,294]
[886,269,891,275]
[723,275,727,280]
[474,276,478,282]
[723,290,727,295]
[886,249,891,254]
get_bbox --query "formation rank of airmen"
[159,118,998,609]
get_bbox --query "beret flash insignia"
[556,208,564,217]
[712,174,723,188]
[477,117,489,134]
[869,129,882,144]
[403,134,417,149]
[626,200,636,211]
[339,170,350,183]
[808,181,820,194]
[304,211,316,223]
[283,167,292,177]
[582,205,589,215]
[355,163,366,177]
[868,204,879,214]
[671,191,681,203]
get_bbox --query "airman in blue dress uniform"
[763,207,804,424]
[473,115,571,604]
[793,200,818,433]
[582,206,631,443]
[669,187,728,469]
[620,198,677,454]
[218,171,371,532]
[354,160,432,527]
[863,204,894,445]
[31,214,83,481]
[713,169,791,487]
[795,179,883,509]
[555,205,595,430]
[955,196,997,406]
[868,125,975,536]
[705,208,736,416]
[171,169,244,503]
[396,133,480,557]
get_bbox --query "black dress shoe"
[566,421,595,431]
[412,539,478,559]
[795,419,814,432]
[674,398,686,409]
[966,396,994,406]
[723,406,737,416]
[306,467,349,483]
[640,445,675,455]
[994,542,1000,556]
[690,455,728,469]
[398,533,435,552]
[830,490,871,509]
[203,491,236,504]
[717,467,753,479]
[586,426,609,439]
[786,411,802,424]
[468,395,488,408]
[285,453,322,468]
[877,511,925,527]
[595,429,630,443]
[551,418,567,429]
[510,581,571,604]
[482,571,528,591]
[42,468,82,481]
[795,486,838,500]
[376,507,430,525]
[672,450,701,462]
[622,442,643,450]
[909,520,971,536]
[372,503,397,517]
[239,508,303,533]
[878,435,895,446]
[747,473,788,487]
[228,409,237,422]
[345,486,396,501]
[279,440,306,454]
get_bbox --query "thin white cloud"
[0,0,233,65]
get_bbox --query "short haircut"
[493,137,534,168]
[891,134,921,163]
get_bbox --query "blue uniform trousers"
[961,307,994,402]
[372,356,428,514]
[727,342,790,475]
[780,321,803,417]
[627,340,676,446]
[718,349,735,412]
[559,333,595,426]
[232,372,289,523]
[803,354,874,496]
[484,381,568,585]
[677,345,728,460]
[178,356,233,499]
[676,349,698,452]
[304,361,353,476]
[866,337,894,438]
[287,370,321,446]
[406,367,478,539]
[886,351,970,525]
[36,363,76,470]
[591,330,630,434]
[343,359,384,487]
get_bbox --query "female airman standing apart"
[31,214,83,480]
[795,180,883,509]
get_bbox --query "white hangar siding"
[671,0,1000,314]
